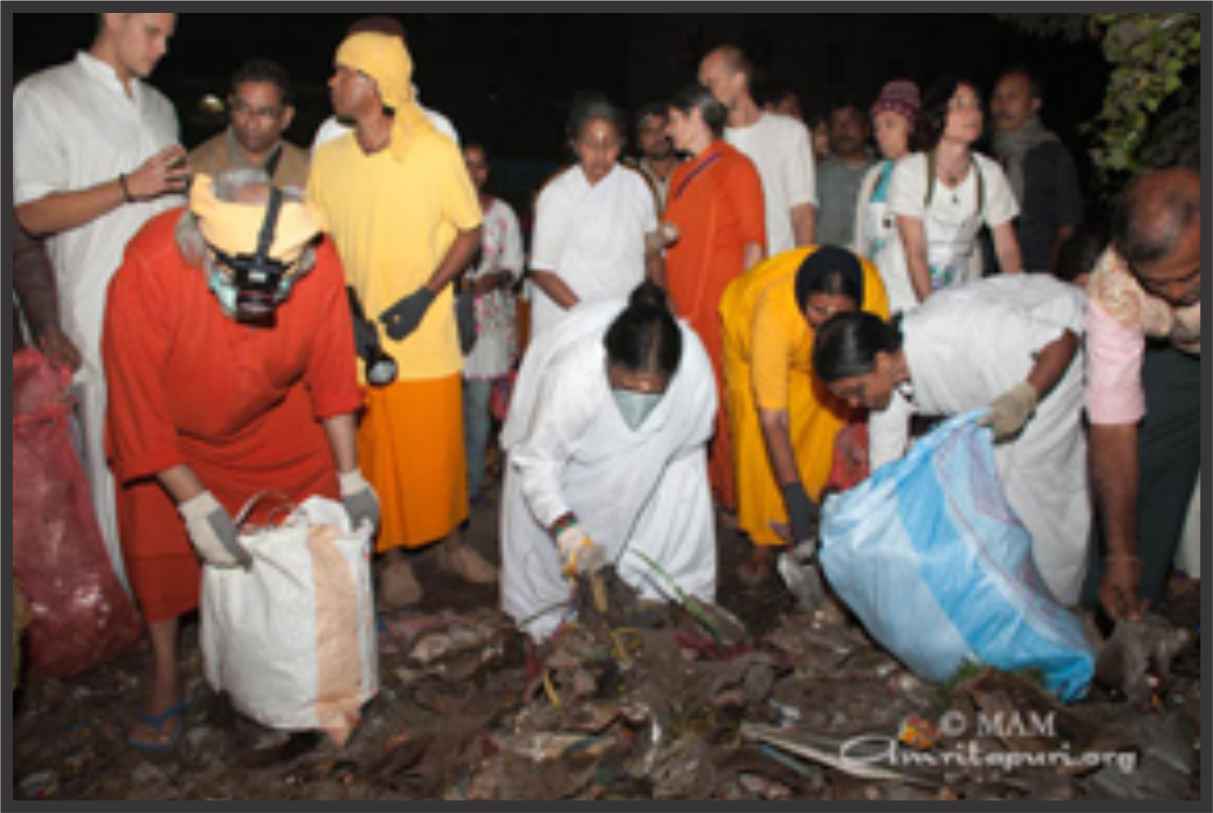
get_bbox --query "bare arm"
[896,214,932,302]
[758,408,801,486]
[16,144,190,236]
[1090,422,1144,619]
[992,220,1023,275]
[645,250,666,289]
[322,413,358,473]
[470,271,513,296]
[421,226,482,294]
[530,269,580,310]
[742,240,764,271]
[1025,329,1077,400]
[156,463,206,504]
[790,202,816,247]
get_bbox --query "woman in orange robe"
[661,83,766,513]
[102,178,365,751]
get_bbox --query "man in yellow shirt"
[308,31,491,607]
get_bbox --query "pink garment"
[1085,298,1146,425]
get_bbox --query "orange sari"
[662,140,765,511]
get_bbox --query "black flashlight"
[346,286,398,387]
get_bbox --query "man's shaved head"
[704,45,752,83]
[699,44,756,112]
[1113,168,1200,268]
[1113,166,1201,306]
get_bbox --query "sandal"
[128,701,188,753]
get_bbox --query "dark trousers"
[1083,342,1202,608]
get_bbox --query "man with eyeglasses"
[190,59,310,189]
[1084,166,1201,622]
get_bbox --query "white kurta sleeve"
[12,83,69,205]
[785,120,818,208]
[529,178,570,272]
[510,355,598,529]
[868,389,914,471]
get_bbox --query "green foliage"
[1084,12,1201,186]
[999,12,1201,193]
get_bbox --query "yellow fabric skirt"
[723,349,844,547]
[358,374,468,552]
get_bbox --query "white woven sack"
[200,495,378,746]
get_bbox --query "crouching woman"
[500,282,718,641]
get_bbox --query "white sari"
[868,275,1090,604]
[528,164,656,338]
[499,299,717,640]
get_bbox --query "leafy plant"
[998,12,1201,192]
[1084,12,1201,184]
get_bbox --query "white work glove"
[981,381,1039,441]
[338,469,380,532]
[177,491,252,569]
[555,524,608,579]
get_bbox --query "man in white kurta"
[528,164,656,337]
[499,299,718,641]
[699,45,817,254]
[13,13,187,589]
[867,274,1090,605]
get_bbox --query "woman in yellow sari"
[720,245,888,582]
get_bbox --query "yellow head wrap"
[334,31,434,161]
[189,173,324,264]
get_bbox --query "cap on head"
[189,173,322,263]
[870,79,921,123]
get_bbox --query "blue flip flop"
[128,701,188,753]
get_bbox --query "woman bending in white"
[811,274,1090,606]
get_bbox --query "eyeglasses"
[229,98,284,119]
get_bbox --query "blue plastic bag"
[818,411,1094,701]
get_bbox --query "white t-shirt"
[887,151,1018,298]
[463,197,525,379]
[529,164,656,337]
[724,112,817,254]
[310,97,459,153]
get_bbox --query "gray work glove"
[378,286,436,342]
[338,468,380,532]
[780,481,817,546]
[981,381,1038,441]
[177,491,252,569]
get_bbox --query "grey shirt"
[815,157,874,247]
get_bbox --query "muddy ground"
[10,464,1205,802]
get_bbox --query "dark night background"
[11,11,1111,221]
